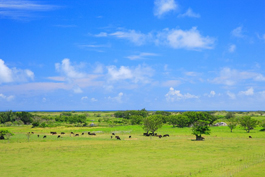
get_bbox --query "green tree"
[142,115,163,135]
[260,120,265,130]
[225,112,235,119]
[227,118,237,132]
[191,120,211,140]
[130,115,143,125]
[169,114,189,128]
[0,129,14,140]
[239,116,259,133]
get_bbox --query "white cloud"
[178,8,200,18]
[95,32,108,37]
[231,26,244,38]
[42,97,46,102]
[227,91,236,99]
[165,87,199,101]
[157,27,215,49]
[81,96,88,100]
[126,52,158,60]
[91,98,98,102]
[154,0,177,18]
[55,58,86,79]
[239,87,254,96]
[107,64,154,83]
[108,92,123,103]
[0,93,15,101]
[204,91,216,97]
[73,86,83,93]
[185,71,200,77]
[162,80,181,87]
[0,59,34,84]
[110,30,148,45]
[93,63,104,74]
[0,0,58,19]
[211,67,265,86]
[229,44,236,53]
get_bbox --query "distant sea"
[3,110,262,112]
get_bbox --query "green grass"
[1,125,265,177]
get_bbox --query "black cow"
[249,136,252,138]
[115,136,121,140]
[88,132,96,135]
[71,132,74,134]
[37,135,39,137]
[50,132,57,135]
[57,135,61,138]
[82,133,84,135]
[111,136,113,139]
[31,132,34,134]
[43,135,47,138]
[75,134,79,136]
[112,133,115,135]
[129,136,131,138]
[156,135,162,138]
[163,134,169,137]
[61,132,65,134]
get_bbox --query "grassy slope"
[1,125,265,177]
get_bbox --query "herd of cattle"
[28,131,170,140]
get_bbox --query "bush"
[0,129,14,140]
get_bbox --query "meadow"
[0,111,265,177]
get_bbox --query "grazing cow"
[129,136,131,138]
[37,135,39,138]
[50,132,57,135]
[57,135,61,138]
[31,132,34,134]
[111,136,113,139]
[88,132,96,135]
[143,133,147,136]
[75,134,79,136]
[82,133,84,135]
[115,136,121,140]
[87,132,90,135]
[157,135,162,138]
[71,132,74,134]
[249,136,252,138]
[61,132,65,134]
[163,134,169,137]
[154,133,157,136]
[112,133,115,135]
[43,135,47,138]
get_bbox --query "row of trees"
[0,111,33,124]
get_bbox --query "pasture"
[1,125,265,177]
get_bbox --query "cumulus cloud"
[156,27,215,49]
[55,58,86,80]
[73,86,83,93]
[211,67,265,86]
[81,96,88,100]
[231,26,244,38]
[227,91,236,99]
[126,52,158,60]
[108,92,123,103]
[154,0,177,18]
[165,87,199,101]
[91,98,98,102]
[0,59,34,84]
[106,64,154,83]
[204,91,216,97]
[110,30,148,45]
[178,8,200,18]
[0,93,15,101]
[229,44,236,53]
[239,87,254,96]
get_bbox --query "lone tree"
[191,120,211,140]
[239,116,259,133]
[227,118,237,132]
[0,129,14,140]
[143,115,163,135]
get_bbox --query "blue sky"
[0,0,265,111]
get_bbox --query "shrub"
[0,129,14,140]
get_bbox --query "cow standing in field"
[61,132,65,134]
[43,135,47,138]
[75,134,79,136]
[115,136,121,140]
[57,135,61,138]
[249,136,252,138]
[88,132,96,136]
[71,132,74,134]
[50,132,57,135]
[163,134,169,137]
[111,136,113,139]
[82,133,84,135]
[129,136,131,138]
[37,135,39,138]
[31,132,34,134]
[112,133,115,135]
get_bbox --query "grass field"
[1,124,265,177]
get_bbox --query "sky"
[0,0,265,111]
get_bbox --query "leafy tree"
[16,111,33,124]
[0,129,14,140]
[227,118,237,132]
[191,120,211,140]
[169,114,189,128]
[130,115,143,125]
[142,115,163,135]
[225,112,235,119]
[260,120,265,130]
[155,111,171,116]
[239,116,259,133]
[183,111,217,126]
